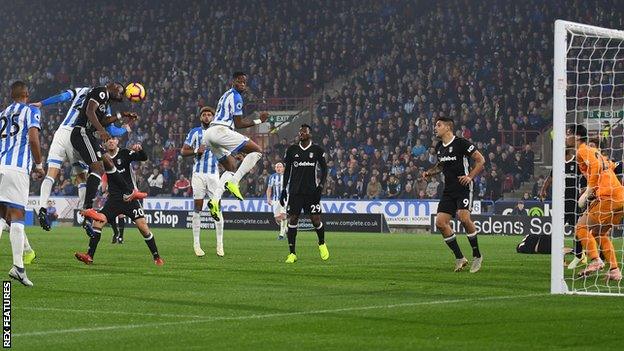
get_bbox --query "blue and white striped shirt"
[211,88,243,129]
[60,87,91,129]
[0,103,41,173]
[267,173,284,201]
[184,127,218,175]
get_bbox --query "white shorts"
[272,202,286,217]
[192,173,220,200]
[0,169,30,209]
[48,127,88,173]
[203,125,249,160]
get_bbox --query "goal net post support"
[552,20,624,296]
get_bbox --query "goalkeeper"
[567,125,622,282]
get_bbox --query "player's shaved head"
[435,117,455,129]
[10,81,28,100]
[232,71,246,79]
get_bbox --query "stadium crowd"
[1,0,622,201]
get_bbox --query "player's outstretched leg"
[215,212,224,257]
[311,216,329,261]
[436,212,466,271]
[22,234,36,265]
[285,216,298,263]
[136,218,163,266]
[38,175,55,231]
[75,224,102,265]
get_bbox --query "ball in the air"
[125,83,146,102]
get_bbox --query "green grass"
[3,227,623,350]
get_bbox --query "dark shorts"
[71,127,103,165]
[437,189,472,217]
[100,198,144,223]
[287,194,322,215]
[564,199,578,226]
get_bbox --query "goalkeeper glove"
[279,189,288,207]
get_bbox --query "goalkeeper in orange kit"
[567,125,622,282]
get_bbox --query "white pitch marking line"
[14,293,547,337]
[16,307,205,319]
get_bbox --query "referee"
[279,124,329,263]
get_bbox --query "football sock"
[287,224,297,254]
[192,211,201,245]
[598,235,618,269]
[117,217,125,239]
[280,219,287,237]
[39,176,55,209]
[444,234,464,259]
[232,152,262,183]
[144,233,160,259]
[84,172,102,209]
[314,222,325,245]
[573,237,583,259]
[466,232,481,258]
[215,213,224,247]
[0,217,7,238]
[106,167,131,194]
[214,171,234,200]
[111,221,120,239]
[87,228,102,257]
[78,182,87,208]
[576,225,598,261]
[9,222,25,269]
[23,234,32,252]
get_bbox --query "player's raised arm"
[31,89,75,108]
[129,144,148,161]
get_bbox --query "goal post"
[552,20,624,295]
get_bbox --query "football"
[125,82,146,102]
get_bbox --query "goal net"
[552,20,624,295]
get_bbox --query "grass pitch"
[3,227,622,350]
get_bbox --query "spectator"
[172,175,191,197]
[366,176,382,199]
[511,201,527,216]
[148,169,164,196]
[386,174,401,199]
[46,200,58,227]
[425,176,440,199]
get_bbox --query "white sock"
[192,211,201,246]
[214,171,234,200]
[280,219,287,237]
[78,183,87,209]
[232,152,262,183]
[9,222,25,268]
[23,234,32,252]
[39,176,55,209]
[215,213,224,247]
[0,218,7,239]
